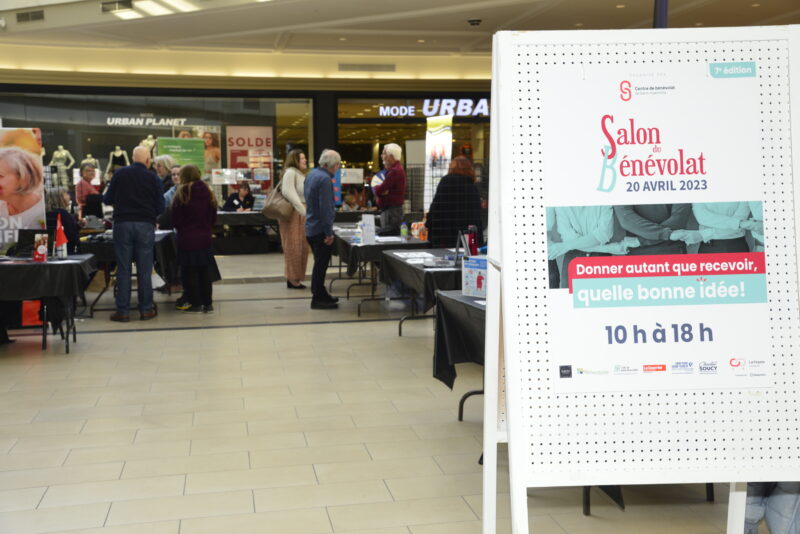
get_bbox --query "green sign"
[156,137,205,168]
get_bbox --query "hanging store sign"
[339,97,490,120]
[105,116,189,127]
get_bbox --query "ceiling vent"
[101,0,134,12]
[16,10,44,23]
[338,63,396,73]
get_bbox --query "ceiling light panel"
[160,0,198,11]
[113,9,143,19]
[136,1,173,16]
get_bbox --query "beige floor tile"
[189,432,306,455]
[0,410,37,425]
[412,421,482,440]
[179,508,332,534]
[296,401,398,418]
[134,422,247,443]
[64,441,190,466]
[0,420,85,439]
[305,426,419,447]
[0,450,68,472]
[47,521,179,534]
[0,462,123,491]
[254,480,392,512]
[106,490,253,526]
[338,387,435,404]
[367,436,482,460]
[248,415,354,435]
[249,443,370,468]
[0,502,110,534]
[329,496,477,531]
[122,451,249,479]
[40,474,185,508]
[34,404,144,423]
[387,473,483,500]
[10,430,136,453]
[142,398,244,416]
[333,529,409,534]
[315,457,443,484]
[185,465,316,494]
[191,406,296,426]
[432,453,484,475]
[81,413,194,433]
[352,410,457,428]
[0,487,46,512]
[243,391,342,409]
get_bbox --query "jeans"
[745,482,800,534]
[306,233,333,302]
[113,221,155,314]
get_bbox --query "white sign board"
[492,25,800,534]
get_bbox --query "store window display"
[81,154,100,169]
[106,146,130,177]
[47,145,75,188]
[140,134,156,155]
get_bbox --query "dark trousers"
[113,221,155,314]
[181,265,212,307]
[306,233,333,302]
[699,236,749,254]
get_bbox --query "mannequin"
[106,146,130,175]
[140,134,156,155]
[48,145,75,188]
[81,154,100,168]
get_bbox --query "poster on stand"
[540,56,771,394]
[423,115,452,211]
[225,127,273,180]
[171,125,222,176]
[156,137,205,169]
[0,128,46,250]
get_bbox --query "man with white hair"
[304,149,341,309]
[103,145,165,322]
[373,143,406,233]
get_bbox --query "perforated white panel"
[497,27,800,488]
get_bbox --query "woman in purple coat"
[171,165,218,313]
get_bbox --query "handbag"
[261,179,293,221]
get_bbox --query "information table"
[0,254,95,353]
[381,248,462,335]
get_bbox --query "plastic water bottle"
[353,224,363,244]
[400,222,408,238]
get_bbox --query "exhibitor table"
[434,289,486,421]
[380,248,462,335]
[0,254,95,353]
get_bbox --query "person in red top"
[372,143,406,233]
[75,163,100,210]
[171,164,218,313]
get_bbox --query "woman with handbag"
[278,149,310,289]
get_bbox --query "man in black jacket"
[103,146,165,322]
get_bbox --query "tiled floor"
[0,254,748,533]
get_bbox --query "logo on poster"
[671,361,694,374]
[643,364,666,372]
[699,361,718,374]
[619,80,632,102]
[577,368,609,376]
[729,358,745,368]
[613,364,639,375]
[559,365,573,378]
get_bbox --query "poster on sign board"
[541,59,771,393]
[156,137,205,169]
[169,125,221,176]
[424,115,452,211]
[225,126,273,177]
[0,128,46,251]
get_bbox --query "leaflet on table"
[541,61,772,394]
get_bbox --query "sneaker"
[183,305,203,313]
[310,300,338,310]
[175,298,189,310]
[110,312,130,322]
[202,305,214,313]
[325,295,340,303]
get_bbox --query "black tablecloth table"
[0,254,95,353]
[214,212,279,254]
[215,211,278,227]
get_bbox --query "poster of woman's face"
[0,129,46,250]
[170,125,222,175]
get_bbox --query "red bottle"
[467,225,479,256]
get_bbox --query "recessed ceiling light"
[751,2,760,6]
[417,39,425,43]
[339,37,347,41]
[137,0,173,15]
[574,22,584,27]
[113,9,143,19]
[695,22,703,26]
[615,4,626,8]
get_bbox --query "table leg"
[89,265,112,318]
[41,300,47,350]
[457,389,484,421]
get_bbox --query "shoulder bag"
[261,176,293,221]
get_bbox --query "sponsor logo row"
[559,359,767,378]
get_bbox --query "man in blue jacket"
[103,146,165,322]
[304,149,341,310]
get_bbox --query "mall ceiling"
[0,0,798,56]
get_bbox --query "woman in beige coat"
[279,149,310,289]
